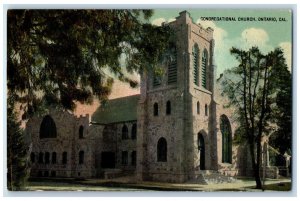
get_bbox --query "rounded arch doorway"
[197,133,205,170]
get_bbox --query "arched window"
[79,151,84,164]
[122,151,128,165]
[79,125,84,139]
[122,125,128,140]
[40,115,57,138]
[153,102,158,116]
[45,152,50,164]
[220,115,232,163]
[30,152,35,163]
[157,137,167,162]
[201,49,208,88]
[166,101,171,115]
[102,125,113,142]
[168,45,177,84]
[38,152,44,164]
[192,44,200,86]
[131,123,137,140]
[52,152,57,164]
[131,151,137,166]
[197,101,200,114]
[62,152,67,164]
[205,104,208,116]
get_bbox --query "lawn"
[23,177,292,192]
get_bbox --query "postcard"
[6,8,293,192]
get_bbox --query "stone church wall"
[27,110,95,178]
[143,88,186,182]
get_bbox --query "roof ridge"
[108,94,140,101]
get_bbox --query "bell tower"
[137,11,217,182]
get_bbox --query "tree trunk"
[248,137,263,189]
[254,163,262,189]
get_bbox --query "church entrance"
[198,133,205,170]
[101,152,115,168]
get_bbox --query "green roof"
[92,95,139,124]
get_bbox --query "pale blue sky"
[150,9,292,76]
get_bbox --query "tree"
[7,95,30,191]
[269,60,292,156]
[220,47,291,189]
[268,49,292,170]
[7,9,172,117]
[7,9,172,190]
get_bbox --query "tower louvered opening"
[153,73,161,87]
[168,48,177,84]
[193,45,199,86]
[201,49,208,88]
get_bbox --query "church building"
[26,11,278,183]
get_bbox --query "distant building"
[26,11,278,182]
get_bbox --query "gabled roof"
[91,95,139,124]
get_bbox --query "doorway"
[198,133,205,170]
[101,152,115,168]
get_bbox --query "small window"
[79,151,84,164]
[153,103,158,116]
[38,152,44,164]
[103,125,110,142]
[38,171,42,177]
[157,137,167,162]
[45,152,50,164]
[197,101,200,114]
[131,151,137,166]
[205,104,208,116]
[166,101,171,115]
[52,152,57,164]
[122,125,128,140]
[122,151,128,165]
[30,152,35,163]
[62,152,67,164]
[79,125,84,139]
[44,171,49,177]
[131,123,137,140]
[51,171,56,177]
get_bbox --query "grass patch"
[247,182,291,191]
[26,177,291,192]
[263,182,291,191]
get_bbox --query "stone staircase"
[101,169,136,180]
[188,170,237,184]
[103,169,122,179]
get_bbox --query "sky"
[150,9,292,76]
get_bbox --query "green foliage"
[7,96,30,191]
[7,9,173,190]
[7,9,172,117]
[221,47,291,144]
[268,49,292,155]
[220,46,291,189]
